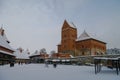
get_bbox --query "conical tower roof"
[62,20,76,29]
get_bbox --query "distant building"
[57,20,106,56]
[107,48,120,54]
[0,27,15,65]
[14,48,30,64]
[29,50,49,63]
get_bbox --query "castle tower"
[58,20,77,55]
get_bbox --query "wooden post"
[94,59,97,74]
[119,58,120,71]
[116,60,119,75]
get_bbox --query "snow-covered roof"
[2,32,10,43]
[94,57,119,60]
[0,27,9,42]
[30,50,40,57]
[70,55,74,58]
[0,35,14,50]
[76,31,106,43]
[68,22,76,29]
[0,50,15,56]
[57,42,61,45]
[14,49,30,59]
[0,28,14,51]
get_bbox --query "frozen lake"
[0,64,120,80]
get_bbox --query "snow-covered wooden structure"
[29,50,49,63]
[0,27,15,65]
[14,48,30,64]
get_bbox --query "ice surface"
[0,64,120,80]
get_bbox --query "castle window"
[64,45,66,48]
[72,35,74,38]
[73,45,74,48]
[82,52,85,55]
[82,45,84,48]
[73,40,74,42]
[64,34,66,37]
[64,40,66,43]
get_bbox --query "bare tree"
[40,48,47,54]
[50,50,56,54]
[34,50,38,54]
[50,50,56,58]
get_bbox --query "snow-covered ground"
[0,64,120,80]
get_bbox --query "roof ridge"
[78,30,90,39]
[64,20,76,29]
[76,31,106,43]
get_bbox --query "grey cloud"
[0,0,120,53]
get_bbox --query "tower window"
[82,45,84,48]
[64,35,66,37]
[73,45,74,48]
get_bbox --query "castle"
[57,20,106,56]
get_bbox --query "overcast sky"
[0,0,120,53]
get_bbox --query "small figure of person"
[53,62,57,68]
[18,61,20,65]
[21,62,23,65]
[10,61,14,67]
